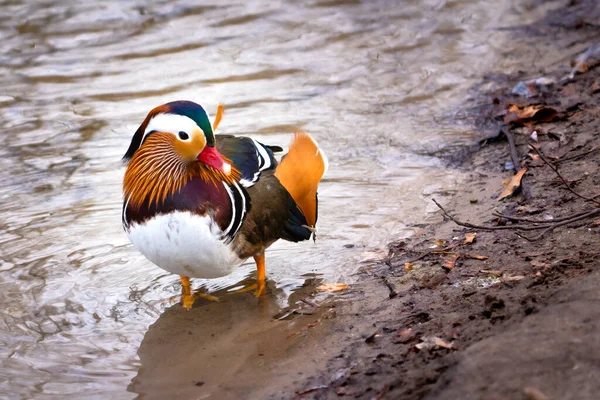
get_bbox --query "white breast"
[126,211,245,278]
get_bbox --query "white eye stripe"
[251,138,272,171]
[143,113,204,141]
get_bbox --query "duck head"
[123,100,231,172]
[123,101,238,209]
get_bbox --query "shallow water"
[0,0,537,398]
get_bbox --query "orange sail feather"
[274,132,327,227]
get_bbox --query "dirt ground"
[289,1,600,399]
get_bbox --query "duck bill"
[198,146,232,175]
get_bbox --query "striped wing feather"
[216,135,279,187]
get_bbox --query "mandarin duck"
[122,101,327,308]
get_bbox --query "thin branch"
[432,199,554,231]
[433,199,600,241]
[502,127,520,172]
[554,146,600,164]
[530,145,600,206]
[517,208,600,241]
[492,208,596,223]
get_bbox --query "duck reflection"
[128,275,325,400]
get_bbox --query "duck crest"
[123,132,240,212]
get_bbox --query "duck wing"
[215,134,281,188]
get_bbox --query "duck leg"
[180,276,195,309]
[254,252,266,297]
[230,253,267,297]
[179,275,218,309]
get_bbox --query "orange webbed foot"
[179,276,218,310]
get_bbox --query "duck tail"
[275,132,328,227]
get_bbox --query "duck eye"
[178,131,189,140]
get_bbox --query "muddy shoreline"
[289,1,600,399]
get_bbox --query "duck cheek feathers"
[173,130,206,161]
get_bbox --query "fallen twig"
[502,127,520,172]
[299,298,319,308]
[530,145,600,206]
[493,208,595,223]
[554,146,600,164]
[433,199,600,241]
[516,207,600,241]
[432,199,554,231]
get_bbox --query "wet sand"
[130,279,341,400]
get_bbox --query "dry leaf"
[480,269,503,277]
[464,233,476,244]
[443,253,460,270]
[394,328,416,344]
[398,328,412,336]
[498,168,527,200]
[465,254,489,260]
[433,337,455,349]
[508,104,538,119]
[576,62,589,73]
[316,283,349,292]
[404,262,414,271]
[504,104,558,125]
[415,336,455,351]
